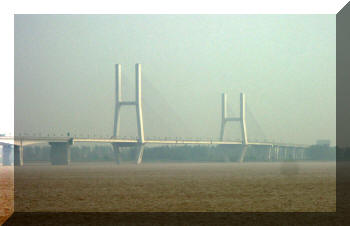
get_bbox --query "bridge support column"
[239,145,248,163]
[14,145,23,166]
[2,144,12,166]
[275,146,279,161]
[268,146,272,161]
[284,148,287,160]
[293,148,296,160]
[112,144,121,164]
[301,149,304,160]
[136,144,145,165]
[49,142,71,165]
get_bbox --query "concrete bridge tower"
[112,64,145,164]
[219,92,248,162]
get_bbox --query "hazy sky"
[14,15,335,145]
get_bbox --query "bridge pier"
[301,149,304,160]
[49,142,71,165]
[268,146,272,161]
[136,144,145,164]
[2,144,12,166]
[275,146,280,161]
[14,145,24,166]
[112,144,121,164]
[284,148,287,160]
[239,145,248,163]
[293,148,296,160]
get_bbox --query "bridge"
[0,64,308,166]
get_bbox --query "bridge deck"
[0,137,308,148]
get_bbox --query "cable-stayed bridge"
[0,64,308,166]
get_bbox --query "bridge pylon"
[112,64,145,164]
[219,92,248,162]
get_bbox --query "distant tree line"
[21,144,336,163]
